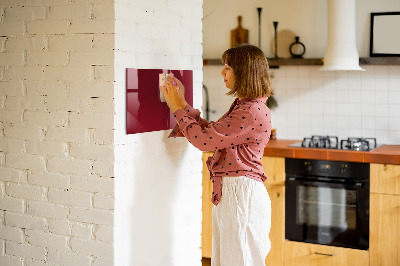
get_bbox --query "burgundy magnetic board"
[126,68,193,135]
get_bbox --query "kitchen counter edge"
[263,139,400,165]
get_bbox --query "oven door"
[285,177,369,250]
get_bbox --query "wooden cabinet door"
[262,156,285,186]
[370,163,400,195]
[370,193,400,266]
[264,184,284,266]
[284,241,369,266]
[201,152,213,258]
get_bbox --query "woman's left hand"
[160,77,185,113]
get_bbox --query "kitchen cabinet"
[261,156,285,266]
[370,163,400,266]
[284,241,369,266]
[201,154,286,266]
[201,152,213,258]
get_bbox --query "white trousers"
[212,176,271,266]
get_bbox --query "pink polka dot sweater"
[168,97,272,206]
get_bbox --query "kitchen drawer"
[284,240,369,266]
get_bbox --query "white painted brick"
[3,66,44,81]
[24,111,68,127]
[0,197,24,212]
[0,81,23,96]
[69,19,114,34]
[93,253,113,266]
[5,212,48,231]
[27,200,69,219]
[22,0,69,6]
[6,241,46,261]
[44,66,91,82]
[69,112,114,129]
[48,188,91,208]
[6,153,46,171]
[93,194,113,210]
[0,226,23,243]
[93,66,114,81]
[0,138,25,153]
[25,80,67,97]
[71,222,92,239]
[48,219,71,236]
[4,125,43,141]
[70,237,113,257]
[181,42,202,56]
[4,96,46,111]
[43,96,81,112]
[0,22,24,36]
[5,36,47,52]
[0,255,23,266]
[0,37,5,52]
[70,175,113,194]
[70,144,114,161]
[4,6,46,22]
[92,34,114,50]
[92,3,114,20]
[92,160,113,177]
[69,50,113,66]
[0,167,24,182]
[26,141,67,157]
[0,52,24,66]
[26,51,68,66]
[76,97,114,114]
[6,183,46,201]
[48,4,91,20]
[49,35,93,52]
[28,171,69,189]
[46,127,88,144]
[69,207,113,226]
[94,225,112,243]
[27,21,69,35]
[24,259,48,266]
[90,128,113,146]
[47,158,92,176]
[47,250,91,266]
[0,110,23,124]
[69,81,113,98]
[0,152,5,166]
[26,229,68,251]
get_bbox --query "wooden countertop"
[263,139,400,165]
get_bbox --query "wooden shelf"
[359,57,400,65]
[203,57,400,67]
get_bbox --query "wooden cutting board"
[231,16,249,48]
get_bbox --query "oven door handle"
[287,177,364,189]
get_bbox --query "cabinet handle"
[314,252,335,257]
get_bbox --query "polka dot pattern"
[168,97,272,206]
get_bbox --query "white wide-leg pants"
[211,176,271,266]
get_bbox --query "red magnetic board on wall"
[126,68,193,135]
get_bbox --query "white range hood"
[320,0,365,71]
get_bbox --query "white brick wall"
[0,0,115,265]
[113,0,203,265]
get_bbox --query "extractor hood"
[320,0,365,71]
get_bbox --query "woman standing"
[162,44,273,266]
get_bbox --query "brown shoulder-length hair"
[221,44,273,99]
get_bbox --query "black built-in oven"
[285,158,369,250]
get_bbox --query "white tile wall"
[203,65,400,144]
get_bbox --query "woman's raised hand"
[161,76,186,113]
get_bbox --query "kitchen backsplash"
[203,65,400,144]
